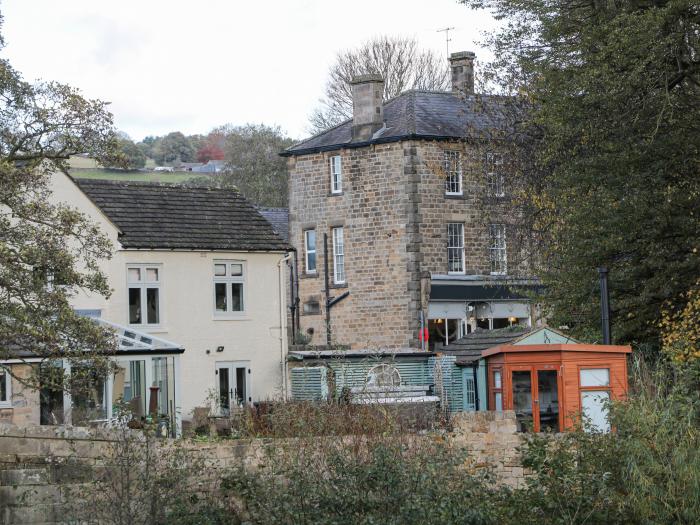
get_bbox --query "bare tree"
[309,36,450,134]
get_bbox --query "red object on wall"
[418,328,429,342]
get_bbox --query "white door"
[216,362,251,415]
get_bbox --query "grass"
[70,169,206,185]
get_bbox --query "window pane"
[581,391,611,432]
[236,367,247,405]
[146,268,159,282]
[307,252,316,272]
[494,371,502,389]
[146,288,159,324]
[495,392,503,411]
[333,227,345,283]
[129,288,141,324]
[152,357,169,416]
[230,263,243,276]
[580,368,610,387]
[0,370,7,402]
[215,283,227,312]
[231,283,243,311]
[114,360,146,418]
[512,371,533,432]
[128,268,141,282]
[219,367,230,413]
[214,264,226,276]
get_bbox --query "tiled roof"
[284,91,509,156]
[257,207,289,242]
[75,178,290,251]
[436,326,530,365]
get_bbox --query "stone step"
[0,468,50,487]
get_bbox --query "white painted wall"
[49,173,289,418]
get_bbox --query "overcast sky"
[2,0,497,141]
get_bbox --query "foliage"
[116,133,147,169]
[309,36,450,133]
[461,0,700,346]
[660,279,700,364]
[196,130,225,162]
[150,131,196,164]
[0,18,119,391]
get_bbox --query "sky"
[1,0,497,142]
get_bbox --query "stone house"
[283,51,538,354]
[0,174,291,432]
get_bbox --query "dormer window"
[330,155,342,194]
[444,151,462,195]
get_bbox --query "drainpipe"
[278,253,293,400]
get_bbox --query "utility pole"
[598,267,611,344]
[437,27,455,57]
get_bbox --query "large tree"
[309,36,450,133]
[461,0,700,345]
[210,124,295,207]
[0,23,119,391]
[150,131,196,164]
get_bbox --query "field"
[70,169,206,184]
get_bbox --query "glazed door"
[216,362,251,415]
[510,367,561,432]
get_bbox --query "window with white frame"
[489,224,507,275]
[332,227,345,284]
[127,265,161,325]
[304,229,317,274]
[330,155,342,194]
[214,261,245,315]
[0,367,11,408]
[444,150,462,195]
[486,152,505,197]
[447,223,465,273]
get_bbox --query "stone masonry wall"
[0,411,525,524]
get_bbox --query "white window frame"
[0,366,12,408]
[447,223,465,274]
[213,260,246,317]
[127,264,162,327]
[330,155,342,194]
[489,224,507,275]
[486,152,505,198]
[332,227,345,284]
[304,229,317,274]
[444,150,463,196]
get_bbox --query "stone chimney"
[350,74,384,141]
[449,51,476,95]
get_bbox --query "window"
[127,265,161,325]
[489,224,507,275]
[330,155,342,194]
[486,153,505,197]
[579,368,611,432]
[214,261,245,315]
[493,370,503,411]
[304,230,317,274]
[0,367,11,408]
[366,364,401,387]
[447,223,465,274]
[303,298,321,315]
[444,151,462,195]
[332,227,345,284]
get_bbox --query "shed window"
[214,261,245,315]
[493,370,503,411]
[580,368,612,432]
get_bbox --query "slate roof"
[436,326,530,365]
[75,178,290,251]
[283,91,510,156]
[257,207,289,242]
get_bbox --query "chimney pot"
[350,74,384,141]
[449,51,476,95]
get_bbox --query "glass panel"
[0,370,7,402]
[492,318,509,329]
[152,357,169,416]
[476,318,489,330]
[512,371,533,432]
[537,370,559,432]
[39,364,65,425]
[307,252,316,272]
[581,391,611,432]
[231,283,243,311]
[114,361,147,418]
[146,268,159,282]
[129,288,141,324]
[215,283,227,312]
[236,367,247,406]
[580,368,610,387]
[464,375,476,411]
[71,366,107,426]
[214,264,226,276]
[495,392,503,411]
[128,268,141,282]
[219,367,230,414]
[146,288,159,324]
[494,371,502,389]
[230,263,243,276]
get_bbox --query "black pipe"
[293,250,300,337]
[324,233,332,346]
[598,267,611,344]
[289,256,296,344]
[472,365,480,411]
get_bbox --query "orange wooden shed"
[482,328,631,432]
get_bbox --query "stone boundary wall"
[0,411,524,524]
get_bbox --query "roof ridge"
[74,177,238,192]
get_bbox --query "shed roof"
[74,178,290,252]
[436,327,530,365]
